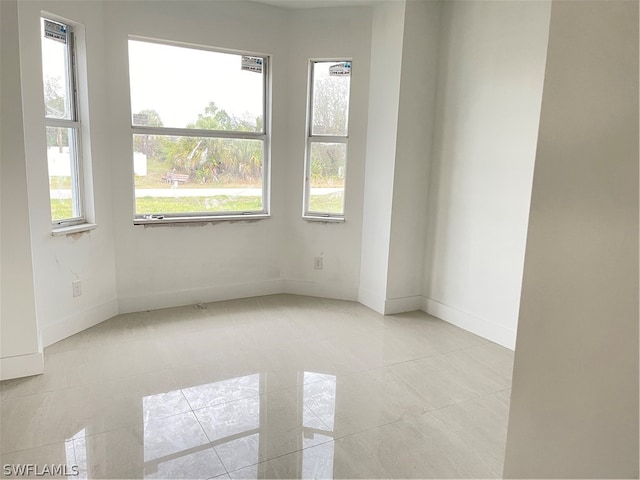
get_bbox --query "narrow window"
[128,39,269,223]
[41,17,84,227]
[304,60,351,219]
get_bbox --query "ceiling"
[252,0,378,9]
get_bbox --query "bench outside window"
[161,172,189,185]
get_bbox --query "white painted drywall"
[102,1,375,312]
[422,0,551,348]
[0,0,43,379]
[15,1,119,347]
[504,1,639,477]
[4,0,568,378]
[6,0,375,361]
[385,0,441,313]
[358,0,406,313]
[281,6,372,301]
[103,1,290,312]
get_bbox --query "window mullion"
[309,136,348,144]
[45,118,80,128]
[131,126,265,140]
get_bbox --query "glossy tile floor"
[0,295,513,479]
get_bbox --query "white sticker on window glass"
[329,62,351,76]
[241,56,263,73]
[44,20,67,44]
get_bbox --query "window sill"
[303,215,345,223]
[134,214,270,226]
[51,223,97,236]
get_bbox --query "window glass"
[41,17,84,227]
[47,127,81,221]
[307,142,346,215]
[42,20,73,120]
[133,135,264,215]
[129,40,264,132]
[304,61,351,218]
[311,61,351,136]
[128,39,269,221]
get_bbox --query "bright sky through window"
[41,29,71,119]
[128,40,264,130]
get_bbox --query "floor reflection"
[302,372,336,478]
[143,374,261,478]
[303,372,337,431]
[65,371,338,478]
[1,297,514,479]
[302,439,334,479]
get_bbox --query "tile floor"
[0,294,514,479]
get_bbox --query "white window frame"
[303,59,351,221]
[129,38,271,224]
[42,16,86,229]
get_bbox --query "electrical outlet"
[72,280,82,297]
[314,256,323,269]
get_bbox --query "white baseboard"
[384,295,423,315]
[284,279,358,302]
[422,297,516,350]
[357,286,385,314]
[42,299,119,348]
[118,279,285,314]
[358,290,423,316]
[0,351,44,381]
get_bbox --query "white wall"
[2,0,375,378]
[16,0,119,347]
[422,0,551,349]
[0,0,43,380]
[281,6,372,301]
[5,0,596,386]
[385,0,441,314]
[358,0,406,313]
[103,1,374,312]
[104,1,290,313]
[504,1,639,477]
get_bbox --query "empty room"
[1,0,638,478]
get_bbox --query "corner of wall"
[0,352,44,381]
[422,297,516,350]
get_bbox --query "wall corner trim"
[357,286,385,314]
[41,299,119,348]
[0,351,44,381]
[384,295,423,315]
[422,297,516,350]
[283,280,358,302]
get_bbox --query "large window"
[128,39,269,222]
[41,17,85,227]
[303,60,351,219]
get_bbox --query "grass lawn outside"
[135,157,261,189]
[50,176,72,189]
[136,195,263,214]
[51,191,345,219]
[51,199,73,221]
[308,191,344,215]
